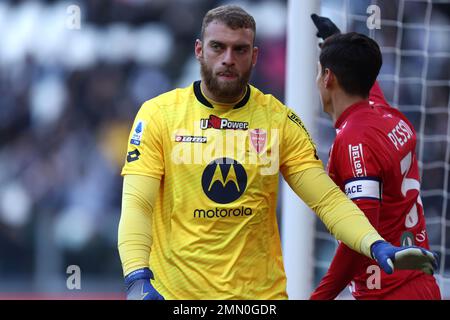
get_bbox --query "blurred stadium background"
[0,0,448,299]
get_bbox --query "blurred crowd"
[0,0,287,293]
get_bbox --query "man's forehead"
[203,21,254,45]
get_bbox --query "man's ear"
[252,46,259,67]
[324,68,334,88]
[195,39,203,61]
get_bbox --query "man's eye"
[235,46,249,54]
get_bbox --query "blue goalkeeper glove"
[370,240,438,275]
[125,268,164,300]
[310,13,341,42]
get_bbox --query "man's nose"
[222,48,235,66]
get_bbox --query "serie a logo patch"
[130,120,145,146]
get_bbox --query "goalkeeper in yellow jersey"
[118,5,438,300]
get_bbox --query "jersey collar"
[335,99,370,128]
[193,80,250,110]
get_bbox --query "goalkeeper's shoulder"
[138,84,193,114]
[249,84,288,114]
[249,85,311,130]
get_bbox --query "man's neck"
[331,92,367,126]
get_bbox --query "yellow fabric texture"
[118,174,160,276]
[119,82,324,299]
[284,167,384,258]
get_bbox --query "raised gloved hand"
[311,13,341,41]
[125,268,165,300]
[370,240,438,275]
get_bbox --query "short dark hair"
[320,32,382,97]
[200,5,256,43]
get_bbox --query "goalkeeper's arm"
[284,167,382,257]
[285,167,438,275]
[118,174,158,275]
[118,174,164,300]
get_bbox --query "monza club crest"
[250,129,267,154]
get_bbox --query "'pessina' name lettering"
[387,119,414,151]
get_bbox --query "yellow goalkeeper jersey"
[121,81,323,299]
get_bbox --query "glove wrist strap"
[370,240,387,259]
[125,268,153,286]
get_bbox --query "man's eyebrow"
[209,40,224,46]
[208,40,251,48]
[233,44,251,49]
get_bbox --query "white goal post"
[281,0,320,300]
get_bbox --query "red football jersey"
[311,82,437,299]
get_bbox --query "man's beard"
[200,59,252,101]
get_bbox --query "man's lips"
[217,72,238,79]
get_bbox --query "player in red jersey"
[309,15,441,300]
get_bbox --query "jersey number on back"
[400,152,423,228]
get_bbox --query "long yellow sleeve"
[284,167,384,258]
[117,174,160,276]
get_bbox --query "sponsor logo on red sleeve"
[348,143,367,177]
